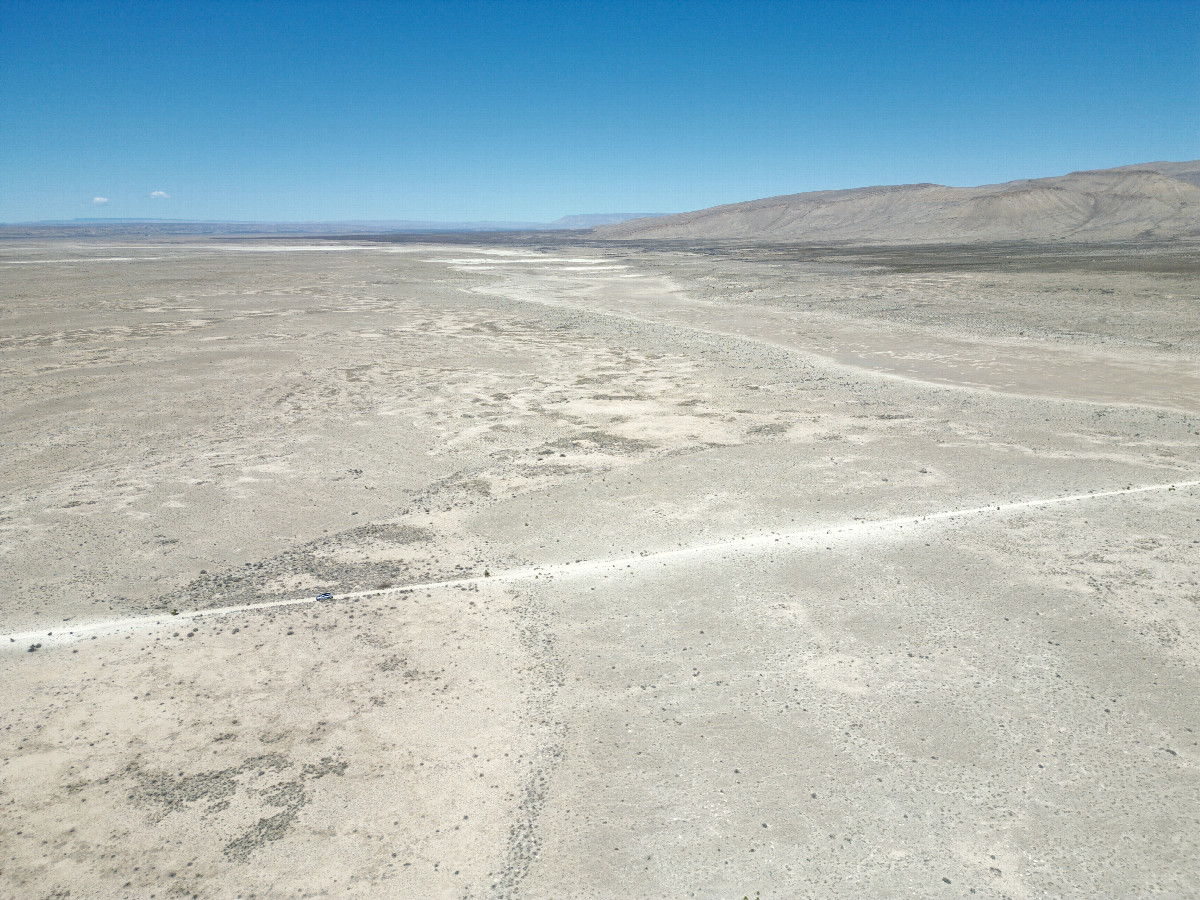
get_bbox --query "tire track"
[5,479,1197,652]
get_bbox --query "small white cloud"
[150,190,170,199]
[92,196,109,205]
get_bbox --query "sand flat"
[2,238,1199,898]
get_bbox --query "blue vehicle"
[315,592,334,601]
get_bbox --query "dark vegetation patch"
[151,518,469,614]
[748,422,790,435]
[117,752,347,861]
[548,429,655,454]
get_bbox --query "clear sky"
[2,0,1197,222]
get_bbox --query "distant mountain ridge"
[4,212,665,236]
[596,161,1200,243]
[550,213,665,228]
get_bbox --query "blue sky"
[2,0,1197,222]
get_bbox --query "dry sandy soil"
[1,237,1199,899]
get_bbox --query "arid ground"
[2,238,1199,898]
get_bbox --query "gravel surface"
[2,238,1198,898]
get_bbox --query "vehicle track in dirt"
[7,477,1195,652]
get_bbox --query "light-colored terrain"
[599,161,1200,243]
[2,238,1199,898]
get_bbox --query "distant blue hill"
[7,213,666,232]
[549,213,665,228]
[20,218,542,231]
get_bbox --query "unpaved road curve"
[471,262,1200,413]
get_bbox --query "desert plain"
[1,236,1199,898]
